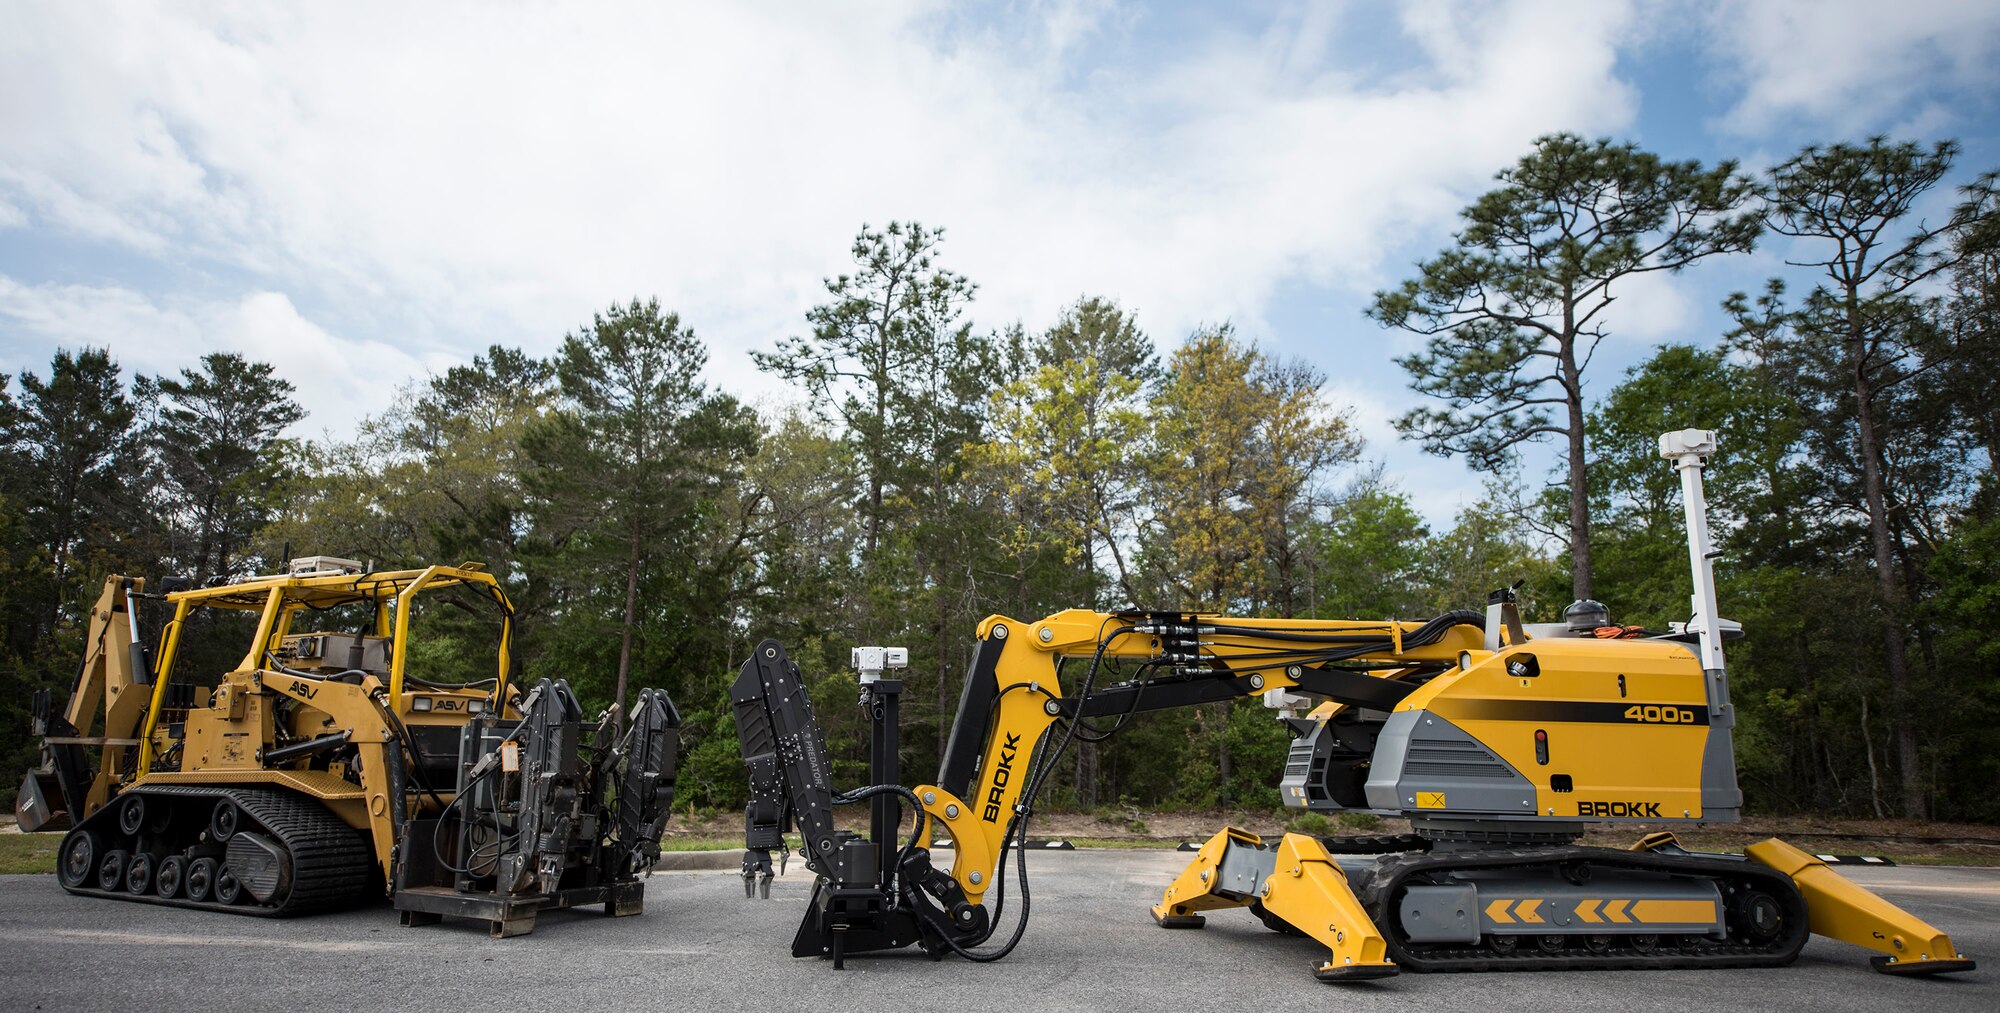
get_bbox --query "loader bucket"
[14,770,71,833]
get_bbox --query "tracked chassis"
[1348,843,1810,974]
[55,786,372,917]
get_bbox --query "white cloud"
[0,1,1648,406]
[1706,0,2000,135]
[0,276,442,434]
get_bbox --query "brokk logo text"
[1578,800,1663,818]
[982,732,1022,822]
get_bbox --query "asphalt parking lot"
[4,849,1993,1012]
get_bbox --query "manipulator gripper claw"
[742,849,775,899]
[743,798,785,900]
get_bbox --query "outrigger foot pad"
[1313,961,1399,982]
[1153,910,1205,929]
[1871,956,1977,976]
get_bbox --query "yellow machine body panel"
[1403,639,1715,821]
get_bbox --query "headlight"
[411,696,433,712]
[466,699,486,714]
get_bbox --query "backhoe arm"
[18,576,155,831]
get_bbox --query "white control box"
[288,555,364,576]
[1658,428,1717,459]
[852,646,910,683]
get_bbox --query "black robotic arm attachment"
[401,677,683,932]
[492,678,586,895]
[730,640,990,965]
[731,640,834,898]
[612,687,681,875]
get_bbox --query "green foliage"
[1284,811,1331,834]
[969,297,1154,612]
[753,221,985,559]
[1375,133,1759,469]
[677,709,752,812]
[1420,490,1565,621]
[1720,137,1998,819]
[1142,325,1359,615]
[138,352,305,578]
[1587,344,1803,622]
[1309,481,1430,618]
[523,298,756,716]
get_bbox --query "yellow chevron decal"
[1513,898,1545,924]
[1485,898,1515,924]
[1575,899,1603,924]
[1604,900,1634,923]
[1630,899,1719,924]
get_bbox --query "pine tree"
[1370,133,1759,600]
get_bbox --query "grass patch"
[660,837,749,852]
[0,834,60,875]
[1283,811,1331,835]
[1337,812,1384,831]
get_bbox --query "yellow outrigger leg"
[1153,827,1396,981]
[1744,838,1976,975]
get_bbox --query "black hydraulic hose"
[431,760,502,875]
[429,718,535,875]
[1061,661,1165,743]
[1204,610,1483,648]
[261,731,351,765]
[830,783,929,885]
[1202,626,1405,643]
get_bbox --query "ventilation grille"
[1284,740,1314,778]
[1403,738,1514,779]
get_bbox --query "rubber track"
[1314,833,1431,855]
[1353,845,1810,973]
[62,785,373,918]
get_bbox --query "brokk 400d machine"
[18,558,680,936]
[733,430,1973,980]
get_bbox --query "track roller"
[156,855,186,899]
[185,858,217,902]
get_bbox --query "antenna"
[1659,429,1726,691]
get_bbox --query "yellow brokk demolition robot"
[733,430,1973,980]
[17,558,680,936]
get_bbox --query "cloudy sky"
[4,1,1998,520]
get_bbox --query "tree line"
[3,134,1995,822]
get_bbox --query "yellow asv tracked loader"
[731,430,1974,981]
[16,557,681,937]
